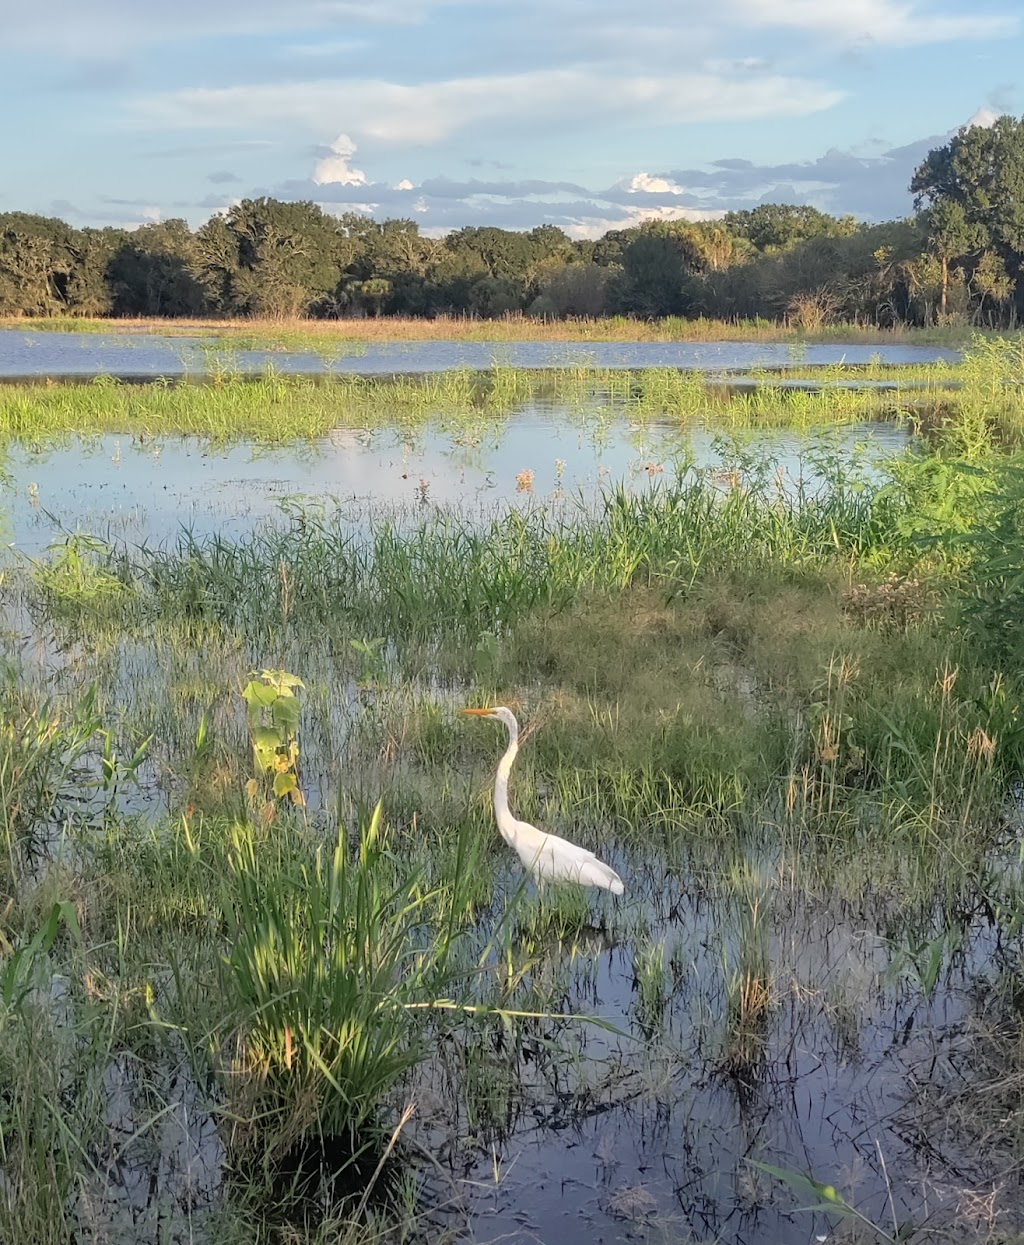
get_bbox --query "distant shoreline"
[0,313,984,348]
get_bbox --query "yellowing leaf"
[273,771,297,798]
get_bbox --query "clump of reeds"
[217,802,467,1173]
[721,881,774,1079]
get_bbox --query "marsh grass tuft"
[218,803,467,1172]
[721,877,774,1078]
[632,936,669,1036]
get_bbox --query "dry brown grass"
[1,311,955,344]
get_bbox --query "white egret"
[460,706,625,895]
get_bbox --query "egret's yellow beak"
[460,707,493,716]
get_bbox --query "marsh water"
[0,327,961,379]
[2,337,1020,1245]
[1,410,907,558]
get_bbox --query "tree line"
[4,116,1024,327]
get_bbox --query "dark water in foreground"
[58,827,1016,1245]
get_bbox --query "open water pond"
[0,327,961,379]
[1,406,908,558]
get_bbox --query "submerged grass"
[0,359,971,444]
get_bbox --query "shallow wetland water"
[2,334,1023,1245]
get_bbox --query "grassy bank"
[0,311,989,347]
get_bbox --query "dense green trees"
[723,204,858,251]
[0,213,80,316]
[107,220,206,317]
[911,115,1024,324]
[4,114,1024,325]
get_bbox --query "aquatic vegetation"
[240,668,306,812]
[0,357,964,444]
[5,348,1024,1241]
[0,673,103,870]
[218,804,465,1167]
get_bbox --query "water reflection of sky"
[1,410,910,557]
[443,889,985,1245]
[0,328,961,379]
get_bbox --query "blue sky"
[2,0,1020,237]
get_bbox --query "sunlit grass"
[8,331,1024,450]
[0,359,969,444]
[0,310,990,346]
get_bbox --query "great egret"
[460,706,625,895]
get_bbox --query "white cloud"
[9,0,1012,60]
[620,172,687,194]
[285,39,367,57]
[137,68,844,144]
[4,0,427,55]
[315,199,378,215]
[733,0,1017,46]
[706,56,772,71]
[963,105,1000,129]
[565,204,725,240]
[313,132,367,185]
[290,170,733,234]
[395,178,415,190]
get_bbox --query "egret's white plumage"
[461,705,625,895]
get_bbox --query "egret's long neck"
[493,721,519,841]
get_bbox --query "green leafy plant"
[1,901,82,1022]
[952,459,1024,663]
[94,725,152,814]
[240,669,305,812]
[350,635,387,688]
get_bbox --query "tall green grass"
[0,360,964,443]
[12,333,1024,456]
[218,803,470,1163]
[19,441,1024,849]
[34,468,908,639]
